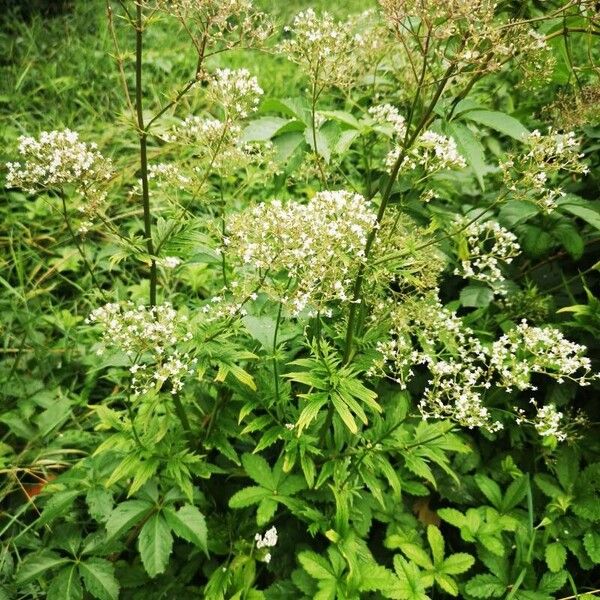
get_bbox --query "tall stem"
[135,3,157,306]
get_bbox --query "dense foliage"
[1,1,600,598]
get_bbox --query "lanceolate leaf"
[105,500,154,540]
[461,110,529,141]
[138,514,173,578]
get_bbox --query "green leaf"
[460,285,494,308]
[538,570,567,594]
[399,543,433,569]
[298,551,335,581]
[462,110,529,141]
[558,196,600,232]
[435,572,459,597]
[545,542,567,572]
[331,392,358,434]
[37,490,81,527]
[465,574,506,598]
[86,487,113,523]
[583,531,600,563]
[441,553,475,575]
[444,121,486,190]
[427,525,445,565]
[474,475,502,507]
[47,565,83,600]
[257,497,278,526]
[163,504,208,555]
[438,508,466,529]
[229,485,271,508]
[242,315,277,351]
[16,550,70,585]
[499,200,538,227]
[138,514,173,578]
[320,110,360,129]
[242,453,275,489]
[78,558,119,600]
[296,394,328,434]
[242,117,292,142]
[392,555,429,600]
[105,500,153,540]
[501,476,528,511]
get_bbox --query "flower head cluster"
[86,302,195,396]
[369,104,407,139]
[206,68,263,120]
[148,163,191,189]
[454,219,520,288]
[386,131,466,174]
[6,129,112,192]
[279,9,381,90]
[371,295,595,437]
[516,400,567,442]
[254,526,277,563]
[502,129,589,212]
[490,320,595,391]
[150,0,270,50]
[545,85,600,130]
[224,190,378,315]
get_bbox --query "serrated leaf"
[583,531,600,563]
[138,514,173,578]
[501,476,528,512]
[545,542,567,572]
[16,550,70,585]
[391,555,429,600]
[242,117,292,142]
[538,570,567,593]
[474,475,502,507]
[435,572,459,596]
[78,558,119,600]
[441,553,475,575]
[47,565,83,600]
[37,490,81,527]
[105,500,153,540]
[437,508,465,529]
[297,394,328,434]
[229,486,271,508]
[427,525,445,565]
[86,487,113,523]
[331,392,357,434]
[465,574,506,598]
[298,551,335,581]
[163,505,208,555]
[242,453,275,489]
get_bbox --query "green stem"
[173,394,193,443]
[135,3,157,307]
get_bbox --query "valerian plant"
[2,1,600,599]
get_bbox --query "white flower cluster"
[207,68,263,120]
[454,219,520,288]
[386,131,466,174]
[86,302,195,397]
[368,104,407,139]
[6,129,112,192]
[490,320,594,391]
[502,129,589,212]
[224,190,378,315]
[280,9,379,89]
[254,526,278,563]
[148,163,191,189]
[516,400,567,442]
[371,295,595,436]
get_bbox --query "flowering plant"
[2,1,600,599]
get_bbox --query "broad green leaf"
[501,476,528,512]
[78,558,119,600]
[229,486,271,508]
[460,285,494,308]
[538,570,567,594]
[437,508,466,529]
[558,196,600,232]
[320,110,360,129]
[242,117,292,142]
[242,315,277,351]
[138,514,173,578]
[37,490,81,527]
[163,505,208,555]
[534,474,563,498]
[441,553,475,575]
[16,550,70,585]
[257,497,278,526]
[545,542,567,572]
[47,565,83,600]
[242,453,275,489]
[499,200,538,227]
[462,110,529,141]
[465,574,506,598]
[85,487,113,523]
[298,551,335,581]
[444,122,486,190]
[105,500,153,540]
[583,531,600,563]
